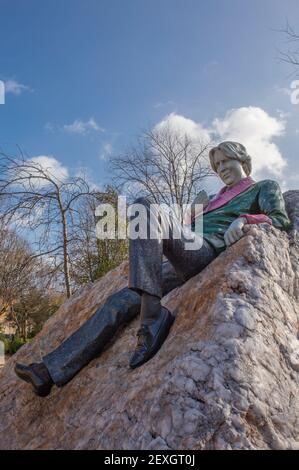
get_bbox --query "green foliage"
[0,333,26,355]
[0,333,8,353]
[4,289,64,343]
[94,238,128,280]
[0,183,130,350]
[7,336,26,354]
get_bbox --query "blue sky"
[1,0,299,192]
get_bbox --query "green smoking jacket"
[191,179,291,254]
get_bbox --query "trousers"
[43,197,217,386]
[128,196,217,298]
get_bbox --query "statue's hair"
[209,141,252,176]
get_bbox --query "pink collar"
[203,176,256,214]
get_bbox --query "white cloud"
[75,167,101,191]
[276,108,290,120]
[99,142,113,160]
[212,106,287,178]
[274,84,293,97]
[155,112,211,143]
[4,79,31,95]
[8,156,69,218]
[63,118,105,135]
[153,107,290,189]
[28,155,69,185]
[152,113,212,194]
[44,122,56,133]
[153,100,175,109]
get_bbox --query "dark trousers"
[43,197,217,386]
[128,196,217,298]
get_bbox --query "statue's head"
[209,141,252,188]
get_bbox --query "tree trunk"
[61,211,72,298]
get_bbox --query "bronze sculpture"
[14,141,291,397]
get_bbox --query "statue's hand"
[224,217,247,247]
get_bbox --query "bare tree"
[6,287,63,342]
[277,21,299,76]
[0,223,62,340]
[109,124,213,222]
[0,151,98,298]
[0,223,34,316]
[69,185,128,284]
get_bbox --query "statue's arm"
[224,180,291,246]
[254,180,291,231]
[183,190,213,226]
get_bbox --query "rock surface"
[0,193,298,450]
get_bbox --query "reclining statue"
[14,141,291,397]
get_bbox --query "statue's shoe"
[14,362,53,397]
[129,307,175,369]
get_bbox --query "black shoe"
[129,307,175,369]
[14,362,53,397]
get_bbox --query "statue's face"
[213,149,245,188]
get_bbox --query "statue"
[14,141,291,397]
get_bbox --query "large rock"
[0,193,298,450]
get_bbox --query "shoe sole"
[15,366,52,397]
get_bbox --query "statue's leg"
[128,197,217,299]
[162,219,218,287]
[39,260,188,387]
[15,260,188,393]
[128,197,217,368]
[42,287,141,387]
[42,258,187,387]
[161,258,185,297]
[15,197,217,391]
